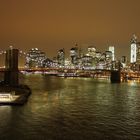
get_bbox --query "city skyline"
[1,0,140,59]
[1,1,140,138]
[0,35,139,67]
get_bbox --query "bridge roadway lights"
[110,70,121,83]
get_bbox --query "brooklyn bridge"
[0,47,140,83]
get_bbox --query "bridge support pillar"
[4,48,19,86]
[110,70,121,83]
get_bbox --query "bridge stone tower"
[4,46,19,86]
[110,61,121,83]
[110,70,121,83]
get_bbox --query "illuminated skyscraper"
[57,48,65,67]
[130,35,137,63]
[105,51,112,61]
[121,56,127,68]
[109,46,115,61]
[42,58,53,68]
[121,56,127,64]
[87,46,96,58]
[25,48,46,68]
[70,46,78,65]
[136,42,140,64]
[81,55,93,69]
[96,52,102,59]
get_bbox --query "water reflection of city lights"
[127,79,140,85]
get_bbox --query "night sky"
[0,0,140,60]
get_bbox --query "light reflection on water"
[0,74,140,139]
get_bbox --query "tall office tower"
[105,51,112,70]
[136,42,140,64]
[25,48,46,68]
[109,46,115,61]
[81,55,93,68]
[57,48,65,67]
[130,34,137,63]
[79,48,84,58]
[42,58,53,68]
[70,46,78,65]
[121,56,127,68]
[96,51,102,59]
[105,51,112,61]
[87,46,96,58]
[4,46,19,86]
[121,56,127,64]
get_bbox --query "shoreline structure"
[0,47,31,105]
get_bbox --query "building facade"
[130,35,137,63]
[25,48,46,68]
[109,46,115,61]
[57,49,65,67]
[70,47,78,65]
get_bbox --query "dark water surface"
[0,74,140,140]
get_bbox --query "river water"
[0,74,140,139]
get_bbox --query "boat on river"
[0,91,20,103]
[57,72,79,77]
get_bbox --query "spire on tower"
[131,34,137,43]
[9,45,13,50]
